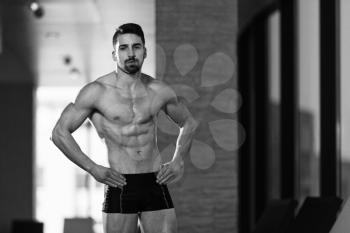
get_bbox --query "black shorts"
[102,172,174,214]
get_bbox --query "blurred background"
[0,0,348,233]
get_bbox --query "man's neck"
[115,67,142,89]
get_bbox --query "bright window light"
[35,87,107,233]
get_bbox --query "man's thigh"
[140,208,177,233]
[103,213,139,233]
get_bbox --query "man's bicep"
[56,102,92,133]
[164,98,192,127]
[59,82,99,132]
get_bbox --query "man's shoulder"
[75,79,106,104]
[95,72,115,87]
[80,80,105,94]
[143,74,172,92]
[139,73,157,87]
[145,78,177,102]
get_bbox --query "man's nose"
[127,48,135,57]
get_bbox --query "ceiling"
[1,0,155,86]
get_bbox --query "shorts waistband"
[121,171,160,186]
[122,171,159,177]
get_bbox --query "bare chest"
[96,87,162,125]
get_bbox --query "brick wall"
[156,1,239,232]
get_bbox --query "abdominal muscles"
[102,121,161,173]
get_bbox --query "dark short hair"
[113,23,145,48]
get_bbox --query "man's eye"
[119,47,126,50]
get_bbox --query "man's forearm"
[51,128,97,173]
[172,117,198,161]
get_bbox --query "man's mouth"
[126,59,137,64]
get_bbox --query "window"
[341,0,350,199]
[35,87,107,233]
[297,0,320,199]
[267,11,281,200]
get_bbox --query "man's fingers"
[159,173,174,184]
[109,170,127,185]
[106,178,125,187]
[110,169,125,180]
[111,175,127,185]
[157,167,170,181]
[157,164,169,179]
[158,169,173,184]
[105,180,118,188]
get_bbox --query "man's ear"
[143,47,147,59]
[112,50,117,61]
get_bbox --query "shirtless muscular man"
[51,23,198,233]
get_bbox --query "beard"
[124,59,141,74]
